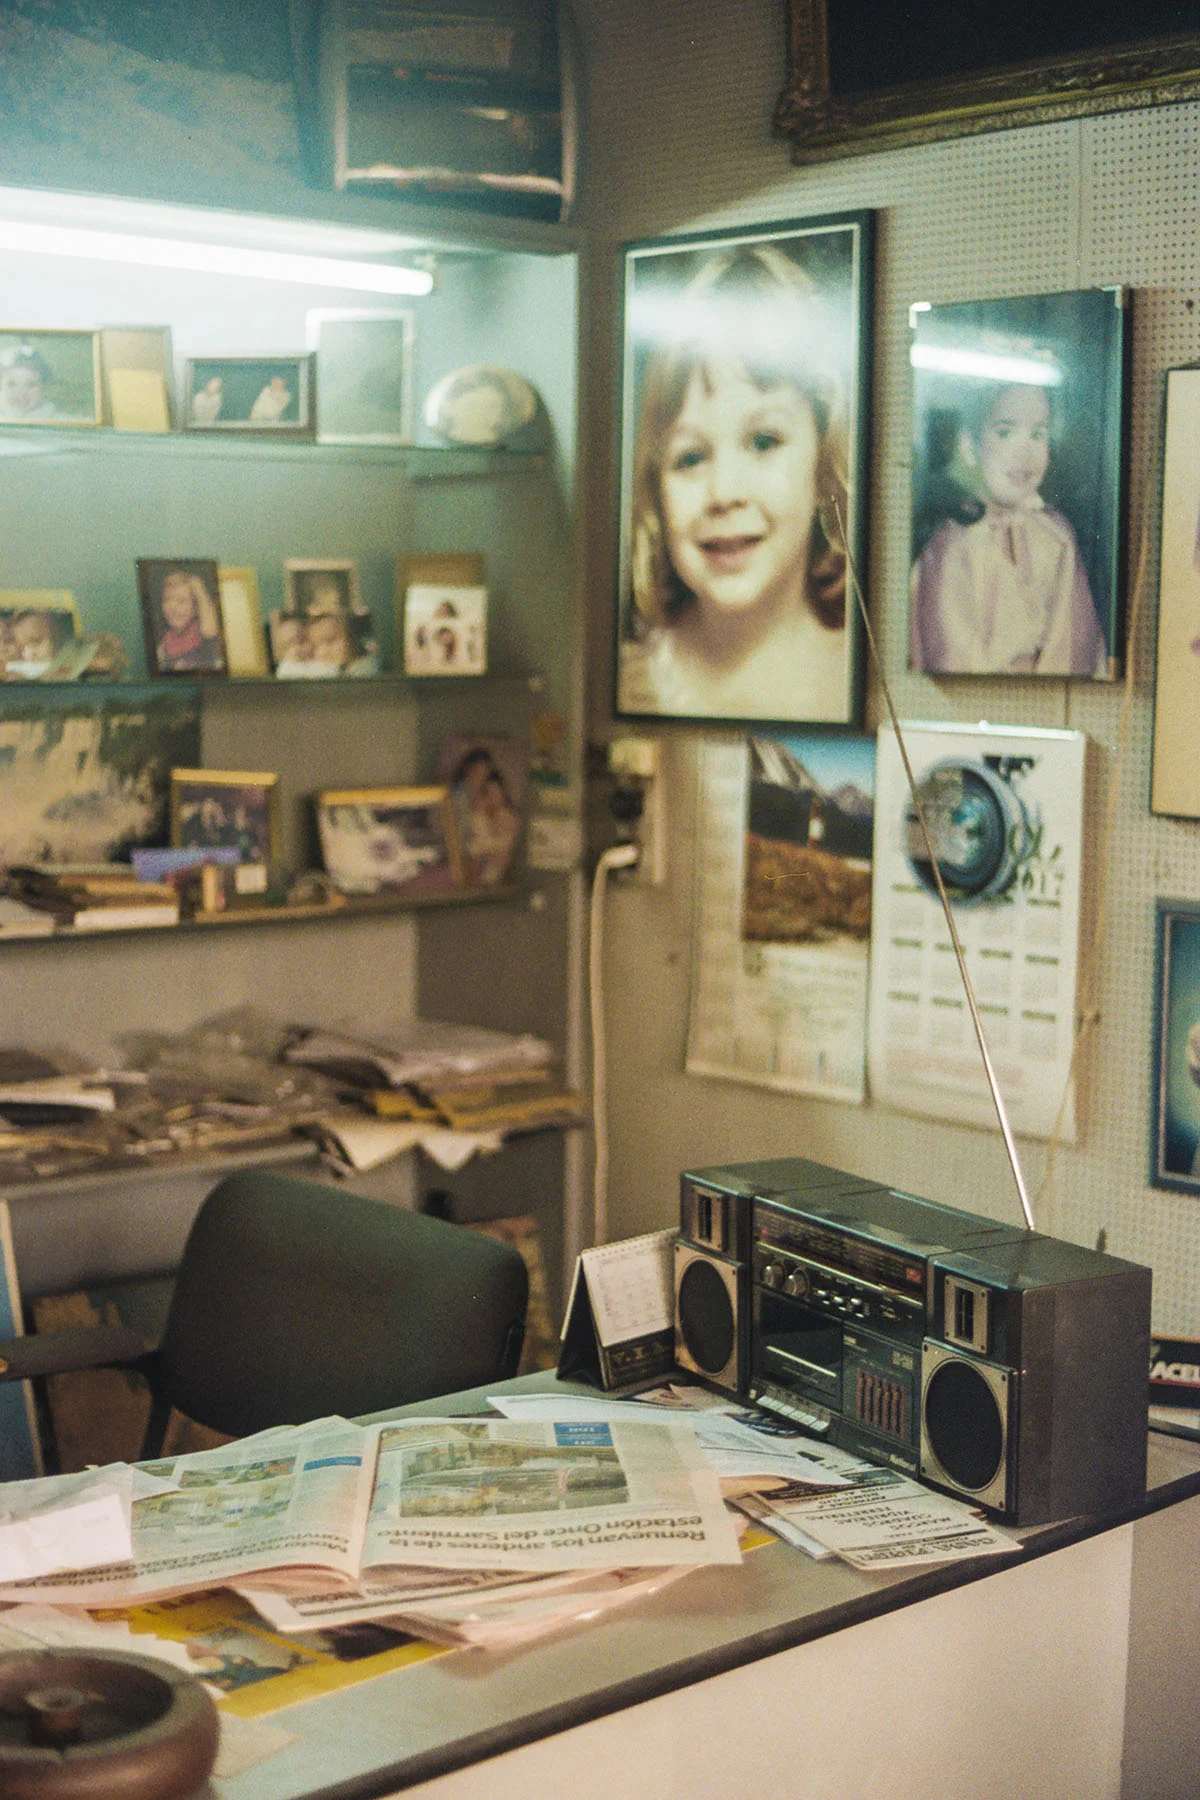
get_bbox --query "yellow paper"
[108,367,170,433]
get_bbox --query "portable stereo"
[674,1156,1151,1525]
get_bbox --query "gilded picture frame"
[776,2,1200,163]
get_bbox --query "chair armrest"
[0,1324,149,1382]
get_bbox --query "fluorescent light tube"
[0,218,433,296]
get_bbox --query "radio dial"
[761,1260,784,1288]
[783,1270,808,1298]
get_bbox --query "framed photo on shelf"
[267,609,379,678]
[437,732,529,887]
[100,326,173,433]
[307,309,415,445]
[184,355,312,434]
[283,558,362,616]
[138,559,227,676]
[170,768,279,867]
[0,329,102,428]
[1152,900,1200,1195]
[615,212,872,728]
[217,567,270,678]
[0,590,80,678]
[909,287,1125,680]
[316,785,460,896]
[1151,366,1200,818]
[403,584,487,675]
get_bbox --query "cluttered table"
[36,1370,1183,1800]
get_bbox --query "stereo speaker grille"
[674,1245,741,1392]
[920,1343,1011,1512]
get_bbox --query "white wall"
[571,0,1200,1333]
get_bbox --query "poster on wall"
[908,287,1125,680]
[866,721,1086,1139]
[687,731,875,1103]
[1151,366,1200,818]
[1151,901,1200,1194]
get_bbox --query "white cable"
[589,842,639,1247]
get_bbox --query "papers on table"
[0,1466,132,1582]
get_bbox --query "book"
[0,896,56,937]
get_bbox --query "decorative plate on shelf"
[422,364,540,447]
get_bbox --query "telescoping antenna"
[827,498,1036,1235]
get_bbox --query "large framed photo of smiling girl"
[615,212,873,728]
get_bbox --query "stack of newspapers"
[0,1396,1023,1657]
[0,1413,743,1652]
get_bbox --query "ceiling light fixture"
[0,217,434,296]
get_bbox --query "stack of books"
[7,863,180,931]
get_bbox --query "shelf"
[0,425,547,477]
[0,671,546,699]
[0,883,523,947]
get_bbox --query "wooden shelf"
[0,884,522,947]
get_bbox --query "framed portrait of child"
[908,287,1126,681]
[614,212,873,729]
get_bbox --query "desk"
[210,1380,1200,1800]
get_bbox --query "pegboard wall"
[573,0,1200,1333]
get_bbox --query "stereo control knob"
[783,1270,808,1298]
[761,1261,784,1288]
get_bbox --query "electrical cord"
[588,841,639,1247]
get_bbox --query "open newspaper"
[0,1414,741,1607]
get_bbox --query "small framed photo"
[0,590,80,678]
[437,732,528,887]
[0,329,102,427]
[403,584,487,675]
[909,287,1125,679]
[316,785,460,896]
[184,356,312,434]
[283,558,362,616]
[616,213,873,728]
[100,326,174,433]
[138,559,226,676]
[170,769,279,867]
[217,567,270,678]
[1151,367,1200,818]
[267,608,380,678]
[307,309,415,445]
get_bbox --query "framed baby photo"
[909,286,1126,680]
[1151,367,1200,818]
[316,785,461,897]
[307,309,415,446]
[184,356,312,434]
[436,732,529,887]
[0,329,102,428]
[615,212,873,729]
[283,558,362,617]
[1151,900,1200,1194]
[0,590,80,679]
[137,559,227,676]
[403,583,488,676]
[267,608,380,679]
[170,768,279,867]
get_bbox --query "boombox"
[674,1157,1151,1525]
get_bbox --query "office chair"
[0,1169,529,1457]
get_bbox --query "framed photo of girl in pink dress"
[909,287,1125,680]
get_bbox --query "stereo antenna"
[828,498,1036,1234]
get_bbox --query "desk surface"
[215,1378,1200,1800]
